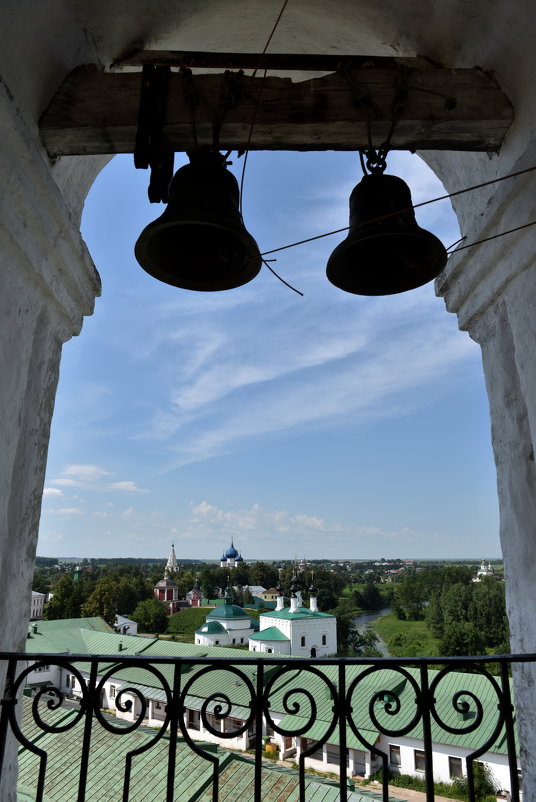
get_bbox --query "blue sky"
[37,150,500,561]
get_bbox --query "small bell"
[326,172,448,295]
[135,152,262,291]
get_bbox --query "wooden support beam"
[39,60,513,157]
[114,49,426,71]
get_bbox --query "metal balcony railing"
[0,652,527,802]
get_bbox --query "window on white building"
[449,756,463,779]
[321,634,327,645]
[414,750,426,772]
[303,739,323,761]
[300,636,306,647]
[389,745,401,767]
[187,709,200,730]
[109,685,116,699]
[326,745,350,767]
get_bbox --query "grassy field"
[373,612,440,657]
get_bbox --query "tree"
[116,573,152,615]
[439,621,486,656]
[44,574,76,620]
[426,592,444,638]
[469,581,509,650]
[199,568,218,600]
[248,562,279,589]
[131,598,168,634]
[360,583,383,610]
[394,573,427,620]
[81,577,118,627]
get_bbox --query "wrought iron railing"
[0,652,527,802]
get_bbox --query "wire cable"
[260,164,536,257]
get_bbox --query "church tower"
[165,543,178,573]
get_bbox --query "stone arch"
[3,3,536,797]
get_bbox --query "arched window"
[300,636,306,647]
[321,634,327,646]
[310,647,317,657]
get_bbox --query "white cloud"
[52,507,83,517]
[39,530,64,543]
[43,487,63,498]
[108,481,149,493]
[63,465,114,481]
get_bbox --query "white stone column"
[471,275,536,795]
[0,80,100,800]
[437,158,536,798]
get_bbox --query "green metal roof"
[277,714,378,752]
[266,664,518,757]
[206,604,251,620]
[196,621,227,634]
[262,607,335,620]
[18,699,393,802]
[24,619,517,758]
[250,626,289,641]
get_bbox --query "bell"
[135,153,262,291]
[326,173,448,295]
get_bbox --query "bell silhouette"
[135,153,262,291]
[326,173,447,295]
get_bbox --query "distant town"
[24,547,513,798]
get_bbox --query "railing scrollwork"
[0,652,527,802]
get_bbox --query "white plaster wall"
[380,734,514,793]
[195,631,230,646]
[249,638,291,654]
[260,614,336,656]
[2,1,536,797]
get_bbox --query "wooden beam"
[114,49,427,71]
[39,63,513,157]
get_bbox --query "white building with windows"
[23,617,519,795]
[30,591,45,621]
[249,582,337,657]
[194,589,254,647]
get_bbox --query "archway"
[2,3,536,798]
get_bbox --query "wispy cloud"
[148,291,476,467]
[50,507,84,517]
[178,500,464,559]
[49,466,149,494]
[108,481,149,493]
[43,487,64,498]
[63,465,113,482]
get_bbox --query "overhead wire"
[260,164,536,257]
[234,0,305,295]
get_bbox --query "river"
[353,607,391,656]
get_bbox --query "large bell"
[135,153,262,291]
[326,173,448,295]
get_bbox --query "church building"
[249,578,337,657]
[219,540,244,568]
[195,588,254,647]
[153,570,180,615]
